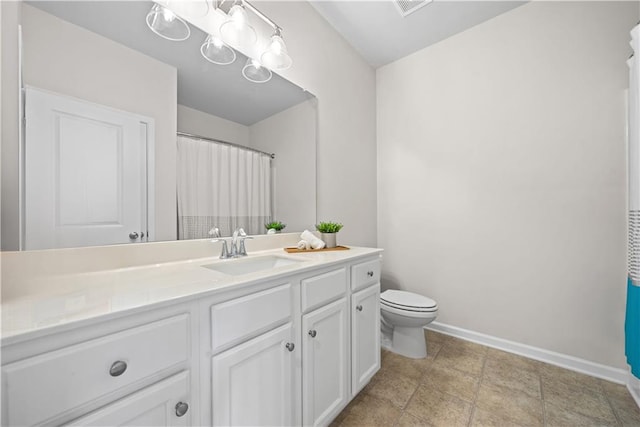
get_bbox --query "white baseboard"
[426,321,629,385]
[628,373,640,407]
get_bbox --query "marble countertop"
[1,246,382,343]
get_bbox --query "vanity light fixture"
[201,35,236,65]
[242,58,272,83]
[145,3,191,41]
[260,28,292,71]
[219,1,257,49]
[146,1,293,83]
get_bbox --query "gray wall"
[1,1,22,250]
[377,1,639,368]
[259,1,378,247]
[250,100,317,233]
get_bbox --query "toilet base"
[391,326,427,359]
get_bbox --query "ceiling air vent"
[393,0,432,17]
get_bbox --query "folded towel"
[301,230,325,250]
[297,240,311,250]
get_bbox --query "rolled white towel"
[301,230,325,250]
[297,240,311,250]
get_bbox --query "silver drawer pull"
[308,330,317,338]
[109,360,127,377]
[175,402,189,417]
[285,342,295,352]
[129,232,139,240]
[356,305,363,312]
[367,271,374,277]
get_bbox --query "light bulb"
[162,7,176,22]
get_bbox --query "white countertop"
[1,246,382,343]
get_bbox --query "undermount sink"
[202,255,304,276]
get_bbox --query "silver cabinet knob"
[356,305,363,312]
[285,342,295,352]
[175,402,189,417]
[308,330,317,338]
[109,360,127,377]
[367,271,374,277]
[129,232,139,240]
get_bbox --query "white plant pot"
[321,232,337,248]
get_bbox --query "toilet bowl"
[380,290,438,359]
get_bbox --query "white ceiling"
[310,0,526,68]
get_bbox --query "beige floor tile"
[540,363,603,390]
[444,336,489,355]
[340,393,402,427]
[471,407,529,427]
[380,351,433,380]
[476,382,544,426]
[425,341,443,360]
[544,401,618,427]
[542,374,617,424]
[396,411,434,427]
[433,345,486,377]
[425,329,449,346]
[486,348,541,373]
[608,394,640,426]
[600,379,635,402]
[424,363,480,403]
[482,358,541,399]
[405,386,473,427]
[368,369,420,409]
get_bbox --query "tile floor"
[332,330,640,427]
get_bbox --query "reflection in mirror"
[8,1,317,250]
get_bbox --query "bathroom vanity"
[0,239,382,426]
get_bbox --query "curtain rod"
[177,132,275,159]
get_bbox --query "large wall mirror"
[3,1,317,251]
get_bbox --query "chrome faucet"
[210,227,252,259]
[209,227,230,259]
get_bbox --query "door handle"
[129,232,139,239]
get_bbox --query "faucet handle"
[218,240,230,259]
[209,227,221,238]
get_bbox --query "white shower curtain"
[177,135,272,239]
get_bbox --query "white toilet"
[380,290,438,359]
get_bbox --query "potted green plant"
[265,221,286,233]
[315,221,343,248]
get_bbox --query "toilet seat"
[380,290,438,313]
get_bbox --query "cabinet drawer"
[3,314,189,426]
[301,268,347,313]
[68,371,190,426]
[211,283,291,352]
[351,259,381,291]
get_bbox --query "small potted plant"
[315,221,343,248]
[265,221,286,234]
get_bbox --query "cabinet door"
[302,298,349,427]
[67,372,191,426]
[351,284,380,396]
[212,323,295,426]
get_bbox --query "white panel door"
[211,323,295,426]
[351,284,381,396]
[24,87,151,249]
[302,297,349,427]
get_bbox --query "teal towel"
[626,277,640,378]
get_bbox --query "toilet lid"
[380,290,437,311]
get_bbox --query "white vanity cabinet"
[207,282,296,426]
[350,259,382,396]
[2,249,382,427]
[301,268,349,427]
[1,304,197,427]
